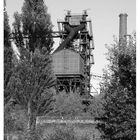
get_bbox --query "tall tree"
[6,1,55,139]
[4,0,13,104]
[12,0,54,53]
[7,48,56,140]
[96,34,136,140]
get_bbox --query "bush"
[80,135,91,140]
[46,127,77,140]
[45,126,91,140]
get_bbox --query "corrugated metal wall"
[52,49,84,76]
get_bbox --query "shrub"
[46,127,77,140]
[44,126,92,140]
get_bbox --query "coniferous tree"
[4,1,16,136]
[96,34,136,140]
[13,0,54,53]
[4,0,13,104]
[6,1,55,139]
[4,1,55,139]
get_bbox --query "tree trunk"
[27,101,37,140]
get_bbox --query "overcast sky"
[6,0,136,94]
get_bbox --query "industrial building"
[52,10,94,98]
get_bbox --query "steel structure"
[52,10,94,97]
[9,10,94,97]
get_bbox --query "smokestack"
[119,13,128,44]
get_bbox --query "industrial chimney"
[119,13,128,45]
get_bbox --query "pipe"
[119,13,128,43]
[54,23,86,52]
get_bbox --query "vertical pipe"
[118,13,128,69]
[89,21,94,49]
[119,13,128,44]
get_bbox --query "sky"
[6,0,136,94]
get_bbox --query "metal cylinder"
[119,13,128,40]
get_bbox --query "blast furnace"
[52,10,94,97]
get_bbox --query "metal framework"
[53,10,94,96]
[9,10,95,96]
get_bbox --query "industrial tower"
[52,10,94,97]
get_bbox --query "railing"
[37,116,98,125]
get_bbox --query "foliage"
[6,48,56,140]
[4,5,10,46]
[96,34,136,140]
[4,104,15,134]
[87,95,104,118]
[46,127,77,140]
[49,92,85,117]
[45,126,91,140]
[8,48,56,113]
[4,1,55,139]
[4,104,28,133]
[4,5,14,104]
[12,0,54,53]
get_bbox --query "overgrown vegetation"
[12,0,54,53]
[44,126,91,140]
[96,34,136,140]
[4,0,13,104]
[4,1,55,140]
[4,0,136,140]
[49,92,87,117]
[86,95,104,118]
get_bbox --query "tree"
[49,92,85,117]
[86,95,104,119]
[7,48,56,140]
[5,1,55,139]
[4,1,13,104]
[12,0,54,53]
[4,2,16,136]
[96,34,136,140]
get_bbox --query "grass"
[37,123,101,140]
